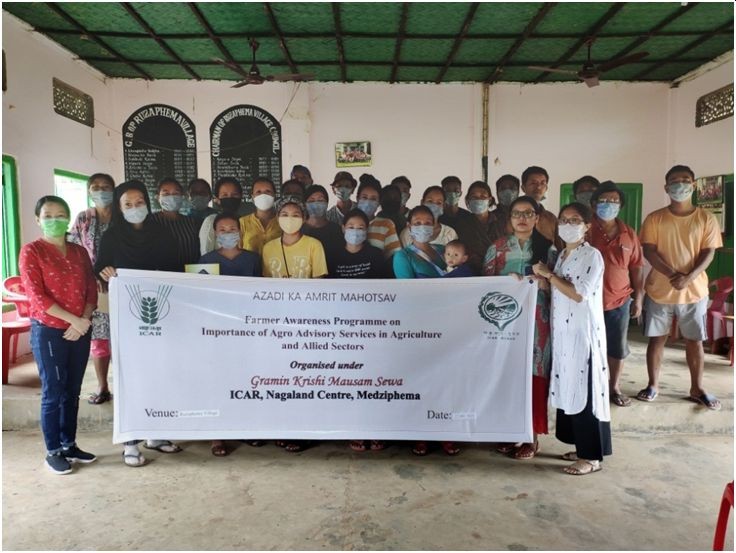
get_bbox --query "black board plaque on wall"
[123,104,197,209]
[210,105,282,199]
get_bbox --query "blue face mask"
[423,202,443,220]
[216,232,240,249]
[667,182,693,202]
[159,194,183,212]
[90,190,113,208]
[344,228,367,246]
[357,199,379,219]
[306,201,328,218]
[335,187,352,201]
[123,205,148,224]
[410,224,434,244]
[468,199,490,214]
[596,202,620,221]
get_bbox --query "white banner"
[110,270,537,443]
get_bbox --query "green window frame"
[53,168,90,221]
[2,154,21,281]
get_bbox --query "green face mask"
[40,217,69,237]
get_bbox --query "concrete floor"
[1,432,733,551]
[2,331,734,550]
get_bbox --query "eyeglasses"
[559,217,584,225]
[510,210,536,220]
[597,198,620,205]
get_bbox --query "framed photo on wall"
[696,175,725,231]
[335,141,372,167]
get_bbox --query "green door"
[559,182,643,233]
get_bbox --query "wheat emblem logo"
[126,285,173,325]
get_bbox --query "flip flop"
[563,459,601,475]
[442,442,461,456]
[211,443,229,457]
[88,391,112,405]
[636,386,658,402]
[349,440,367,452]
[144,441,182,453]
[369,440,387,451]
[513,442,539,460]
[411,442,429,456]
[611,392,632,407]
[686,393,722,411]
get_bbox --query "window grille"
[696,83,733,128]
[53,78,94,127]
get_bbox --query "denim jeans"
[30,320,91,453]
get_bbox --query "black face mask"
[381,199,401,214]
[219,197,242,213]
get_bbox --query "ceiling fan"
[215,38,314,88]
[528,40,649,87]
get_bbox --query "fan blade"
[583,75,600,88]
[268,72,315,82]
[598,51,649,73]
[527,65,579,76]
[231,80,251,88]
[213,57,251,80]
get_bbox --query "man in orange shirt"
[639,165,723,410]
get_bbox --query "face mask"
[596,203,620,221]
[400,192,410,208]
[445,191,461,206]
[575,191,594,207]
[253,194,275,211]
[344,228,367,246]
[40,217,69,237]
[279,216,303,234]
[190,196,210,211]
[219,197,242,213]
[410,224,434,244]
[498,189,519,207]
[123,205,148,224]
[357,199,379,219]
[423,202,443,221]
[90,190,113,208]
[335,187,352,201]
[306,201,328,218]
[468,199,490,214]
[558,223,586,244]
[216,232,240,249]
[159,195,183,212]
[667,182,693,203]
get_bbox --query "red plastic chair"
[2,276,32,384]
[713,481,734,550]
[707,277,734,354]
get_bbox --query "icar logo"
[126,285,173,334]
[478,292,522,331]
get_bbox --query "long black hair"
[508,195,552,265]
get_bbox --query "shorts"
[90,339,111,359]
[603,298,631,360]
[643,296,708,341]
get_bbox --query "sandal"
[561,451,578,461]
[496,442,518,455]
[122,451,146,467]
[350,440,367,452]
[442,442,461,456]
[88,391,112,405]
[563,459,601,475]
[144,440,182,454]
[284,441,309,453]
[636,386,658,402]
[611,392,632,407]
[211,442,229,457]
[411,442,429,456]
[686,392,722,411]
[513,441,539,460]
[369,440,387,451]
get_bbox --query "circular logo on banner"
[126,285,173,326]
[478,292,522,330]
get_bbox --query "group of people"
[19,162,723,477]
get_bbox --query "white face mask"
[123,205,148,224]
[558,223,586,244]
[253,194,275,211]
